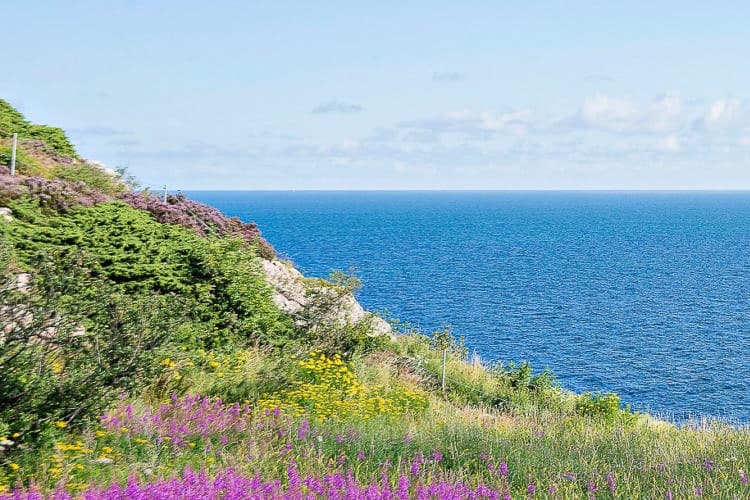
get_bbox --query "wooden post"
[10,133,17,176]
[163,185,168,203]
[441,348,447,398]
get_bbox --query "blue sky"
[3,1,750,190]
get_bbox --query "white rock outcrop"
[0,207,13,222]
[260,259,392,338]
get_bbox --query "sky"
[3,1,750,190]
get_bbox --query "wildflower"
[95,457,113,464]
[607,472,616,491]
[527,483,535,495]
[9,463,19,471]
[432,452,443,462]
[499,462,509,477]
[54,421,67,428]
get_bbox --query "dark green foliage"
[492,361,557,391]
[2,200,292,349]
[0,247,182,440]
[0,100,77,157]
[26,125,76,158]
[0,100,28,136]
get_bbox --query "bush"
[3,200,292,351]
[575,391,635,422]
[0,100,76,157]
[0,247,182,441]
[54,163,125,196]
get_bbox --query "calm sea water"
[188,191,750,423]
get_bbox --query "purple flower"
[527,483,535,495]
[297,419,310,441]
[499,462,509,477]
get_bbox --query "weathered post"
[10,133,17,176]
[442,348,447,398]
[163,185,168,203]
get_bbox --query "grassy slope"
[0,102,748,498]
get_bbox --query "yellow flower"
[95,431,107,438]
[119,427,128,433]
[54,421,67,428]
[12,433,20,438]
[9,463,19,471]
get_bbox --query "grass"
[1,340,748,498]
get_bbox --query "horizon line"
[170,188,750,193]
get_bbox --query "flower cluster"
[119,192,275,258]
[0,467,506,499]
[258,351,428,421]
[0,174,109,211]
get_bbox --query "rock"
[260,259,393,338]
[13,273,30,292]
[261,259,306,314]
[0,207,13,222]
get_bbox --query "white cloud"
[580,95,639,132]
[576,92,683,134]
[659,134,681,152]
[649,93,682,132]
[703,98,742,129]
[398,110,532,140]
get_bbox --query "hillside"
[0,100,748,499]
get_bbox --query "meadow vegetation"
[0,100,748,498]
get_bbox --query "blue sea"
[188,191,750,423]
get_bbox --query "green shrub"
[54,163,125,196]
[26,125,76,158]
[575,391,635,422]
[0,248,182,441]
[3,200,293,351]
[0,100,77,157]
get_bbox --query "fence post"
[441,348,447,398]
[10,133,17,176]
[163,185,168,203]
